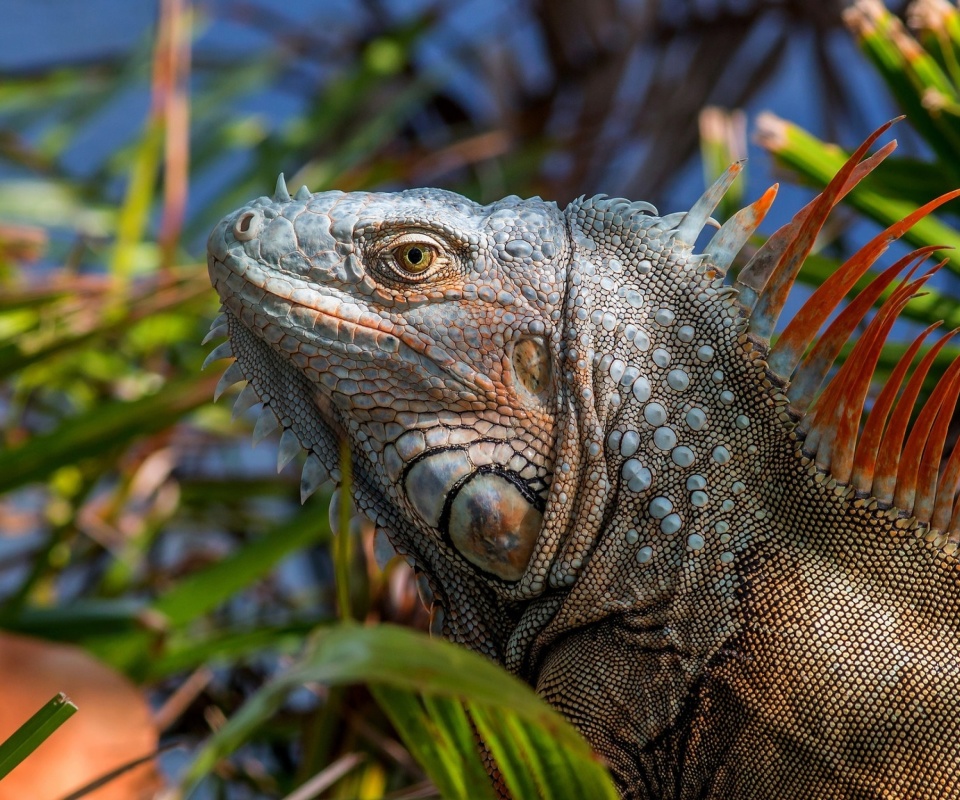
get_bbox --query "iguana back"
[206,122,960,798]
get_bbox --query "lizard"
[204,119,960,798]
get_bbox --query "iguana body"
[206,124,960,798]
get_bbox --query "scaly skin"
[207,172,960,798]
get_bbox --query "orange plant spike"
[913,362,960,523]
[873,329,959,505]
[786,247,940,413]
[851,322,941,494]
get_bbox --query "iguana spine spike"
[914,363,960,523]
[231,382,260,420]
[373,528,397,569]
[214,361,244,402]
[949,493,960,537]
[429,602,446,636]
[276,427,301,472]
[295,185,311,201]
[895,356,960,515]
[806,277,918,480]
[873,330,959,504]
[935,410,960,531]
[851,322,941,493]
[770,234,943,382]
[274,173,290,202]
[300,452,327,503]
[201,323,228,346]
[649,211,686,232]
[742,121,900,334]
[628,200,657,216]
[252,405,280,445]
[201,340,233,370]
[760,182,960,345]
[672,161,744,246]
[701,183,777,272]
[785,248,940,413]
[328,487,345,535]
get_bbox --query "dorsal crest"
[726,119,960,551]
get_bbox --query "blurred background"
[4,0,960,798]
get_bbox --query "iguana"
[205,121,960,798]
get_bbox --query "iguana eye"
[394,243,436,274]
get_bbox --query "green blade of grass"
[372,686,491,799]
[334,441,354,621]
[152,510,331,629]
[0,599,148,639]
[91,505,332,676]
[110,114,164,282]
[0,271,210,380]
[469,702,540,799]
[0,693,78,780]
[147,621,320,680]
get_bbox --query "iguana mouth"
[208,255,402,360]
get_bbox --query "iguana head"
[207,180,590,650]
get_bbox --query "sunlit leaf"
[181,624,618,799]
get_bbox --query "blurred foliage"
[1,0,959,796]
[751,0,960,387]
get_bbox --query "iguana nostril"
[233,211,259,241]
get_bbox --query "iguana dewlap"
[206,123,960,798]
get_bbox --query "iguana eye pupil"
[396,243,435,273]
